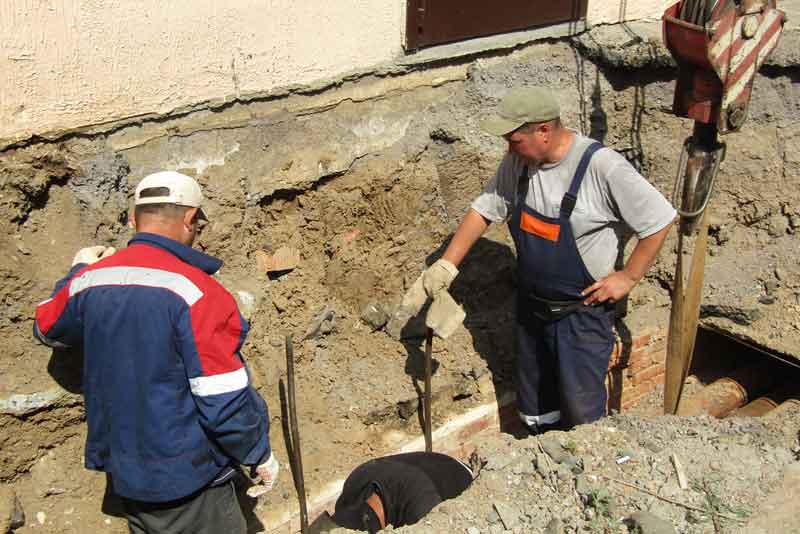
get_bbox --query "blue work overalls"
[509,142,615,430]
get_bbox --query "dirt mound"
[383,405,800,534]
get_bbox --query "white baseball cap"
[134,171,207,220]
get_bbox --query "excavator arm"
[661,0,786,414]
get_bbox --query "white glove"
[72,246,116,266]
[422,258,459,298]
[247,453,279,498]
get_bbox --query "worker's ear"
[537,121,556,144]
[128,210,136,230]
[182,207,198,230]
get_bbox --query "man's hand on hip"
[581,271,637,306]
[246,453,279,498]
[422,259,459,298]
[72,246,116,266]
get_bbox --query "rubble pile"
[332,404,800,534]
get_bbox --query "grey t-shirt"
[471,132,676,281]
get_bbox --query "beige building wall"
[0,0,671,145]
[589,0,674,25]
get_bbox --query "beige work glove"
[426,290,466,340]
[385,274,427,339]
[422,259,459,298]
[247,452,279,498]
[72,246,116,266]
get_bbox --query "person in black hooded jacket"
[310,452,474,533]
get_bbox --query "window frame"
[405,0,589,51]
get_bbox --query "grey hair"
[134,203,192,222]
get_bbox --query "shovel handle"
[424,328,433,453]
[286,335,309,533]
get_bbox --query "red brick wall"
[606,326,667,412]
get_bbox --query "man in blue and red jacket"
[34,171,278,533]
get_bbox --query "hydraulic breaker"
[661,0,786,414]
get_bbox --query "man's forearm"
[622,223,673,283]
[442,209,491,267]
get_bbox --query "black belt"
[524,293,586,322]
[523,293,616,322]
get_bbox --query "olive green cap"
[479,87,561,136]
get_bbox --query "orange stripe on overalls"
[520,211,560,242]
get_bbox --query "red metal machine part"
[661,0,786,414]
[664,0,786,133]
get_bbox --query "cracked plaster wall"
[1,0,672,145]
[0,0,405,145]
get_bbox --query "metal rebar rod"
[424,328,433,453]
[286,335,309,534]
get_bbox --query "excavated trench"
[1,19,799,534]
[677,327,800,419]
[269,326,800,533]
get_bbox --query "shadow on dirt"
[398,235,520,436]
[47,347,84,394]
[607,318,633,413]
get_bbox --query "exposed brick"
[648,339,667,358]
[629,346,653,363]
[621,398,637,410]
[610,347,636,370]
[631,333,652,350]
[639,326,663,339]
[456,415,492,440]
[621,400,640,411]
[619,378,637,393]
[622,394,650,410]
[607,326,668,411]
[625,351,657,376]
[631,364,665,386]
[609,329,667,370]
[620,381,655,403]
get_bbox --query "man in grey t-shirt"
[421,87,675,432]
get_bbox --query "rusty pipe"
[729,396,778,417]
[676,364,776,417]
[728,383,797,417]
[762,398,800,421]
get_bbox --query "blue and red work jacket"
[33,233,271,503]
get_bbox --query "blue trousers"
[516,305,615,429]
